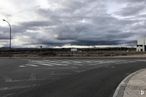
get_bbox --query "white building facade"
[137,38,146,52]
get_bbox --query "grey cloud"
[114,0,145,3]
[11,20,55,34]
[21,21,50,27]
[34,4,146,45]
[1,0,145,47]
[0,34,10,40]
[127,0,145,2]
[0,27,12,40]
[117,3,145,16]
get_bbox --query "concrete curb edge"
[112,69,145,97]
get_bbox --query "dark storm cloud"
[10,21,53,34]
[0,35,9,40]
[22,21,50,27]
[72,40,122,45]
[0,27,12,40]
[1,0,145,47]
[32,0,145,46]
[54,15,139,41]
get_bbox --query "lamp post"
[3,19,12,49]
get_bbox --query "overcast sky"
[0,0,146,48]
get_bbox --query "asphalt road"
[7,59,146,97]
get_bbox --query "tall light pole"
[3,19,12,49]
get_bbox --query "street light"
[3,19,12,49]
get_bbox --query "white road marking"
[19,59,134,68]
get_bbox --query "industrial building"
[137,38,146,52]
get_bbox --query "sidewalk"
[113,69,146,97]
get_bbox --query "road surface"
[0,58,145,97]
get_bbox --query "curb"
[113,69,145,97]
